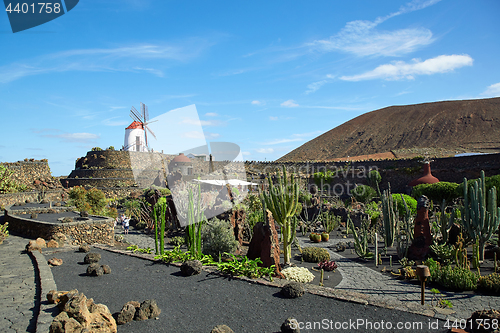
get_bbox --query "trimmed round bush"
[351,185,377,203]
[392,193,417,217]
[301,247,330,263]
[412,182,460,204]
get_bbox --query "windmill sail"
[129,102,157,151]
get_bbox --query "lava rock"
[134,299,161,321]
[46,240,59,248]
[86,263,104,276]
[281,282,305,298]
[78,244,90,253]
[101,264,111,274]
[84,252,101,264]
[48,258,63,266]
[281,317,300,333]
[210,324,234,333]
[180,260,202,276]
[116,303,137,325]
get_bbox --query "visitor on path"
[123,217,130,234]
[120,214,125,225]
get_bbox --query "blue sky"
[1,0,499,176]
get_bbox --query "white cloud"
[481,82,500,97]
[305,74,335,94]
[269,116,278,121]
[263,138,302,145]
[256,148,274,154]
[306,0,439,57]
[205,112,218,117]
[242,151,251,156]
[0,40,214,84]
[183,131,205,139]
[281,100,299,108]
[251,100,264,105]
[340,54,473,81]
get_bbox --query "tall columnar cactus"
[261,166,299,264]
[462,171,500,261]
[381,185,398,248]
[153,197,167,255]
[439,199,455,245]
[186,182,204,259]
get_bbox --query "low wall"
[0,189,67,208]
[4,205,114,246]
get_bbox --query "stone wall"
[245,153,500,194]
[1,159,52,187]
[4,205,114,245]
[0,189,67,208]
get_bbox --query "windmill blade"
[140,102,147,122]
[130,106,142,122]
[144,119,158,125]
[144,104,149,122]
[145,125,157,140]
[130,111,142,123]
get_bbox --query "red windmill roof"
[126,121,144,130]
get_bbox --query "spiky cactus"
[438,199,455,245]
[261,166,299,264]
[381,185,398,248]
[462,171,500,261]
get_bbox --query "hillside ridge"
[278,97,500,161]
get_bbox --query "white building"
[124,121,147,152]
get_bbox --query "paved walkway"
[297,237,500,321]
[0,235,37,333]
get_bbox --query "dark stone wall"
[1,159,52,187]
[4,205,114,245]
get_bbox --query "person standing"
[123,217,130,235]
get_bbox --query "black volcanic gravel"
[46,248,448,333]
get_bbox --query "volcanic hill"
[278,97,500,161]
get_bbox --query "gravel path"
[46,247,449,333]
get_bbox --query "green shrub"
[0,165,29,193]
[351,185,377,203]
[479,273,500,294]
[412,182,460,203]
[91,147,102,151]
[392,193,417,217]
[301,247,330,263]
[202,218,238,259]
[68,186,91,212]
[85,188,107,213]
[0,222,9,244]
[144,186,171,197]
[424,258,440,282]
[435,265,479,291]
[170,236,185,247]
[107,146,115,151]
[365,201,381,225]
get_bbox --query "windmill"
[129,102,157,151]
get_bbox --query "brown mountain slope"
[278,97,500,161]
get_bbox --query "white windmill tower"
[124,102,157,152]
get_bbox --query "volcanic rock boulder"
[210,325,234,333]
[51,232,67,247]
[116,303,137,325]
[101,264,111,274]
[180,260,202,276]
[46,240,59,248]
[26,238,46,253]
[78,244,90,253]
[134,299,161,321]
[48,258,63,266]
[86,263,104,276]
[49,290,117,333]
[281,282,305,299]
[84,252,101,264]
[247,218,282,278]
[281,317,301,333]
